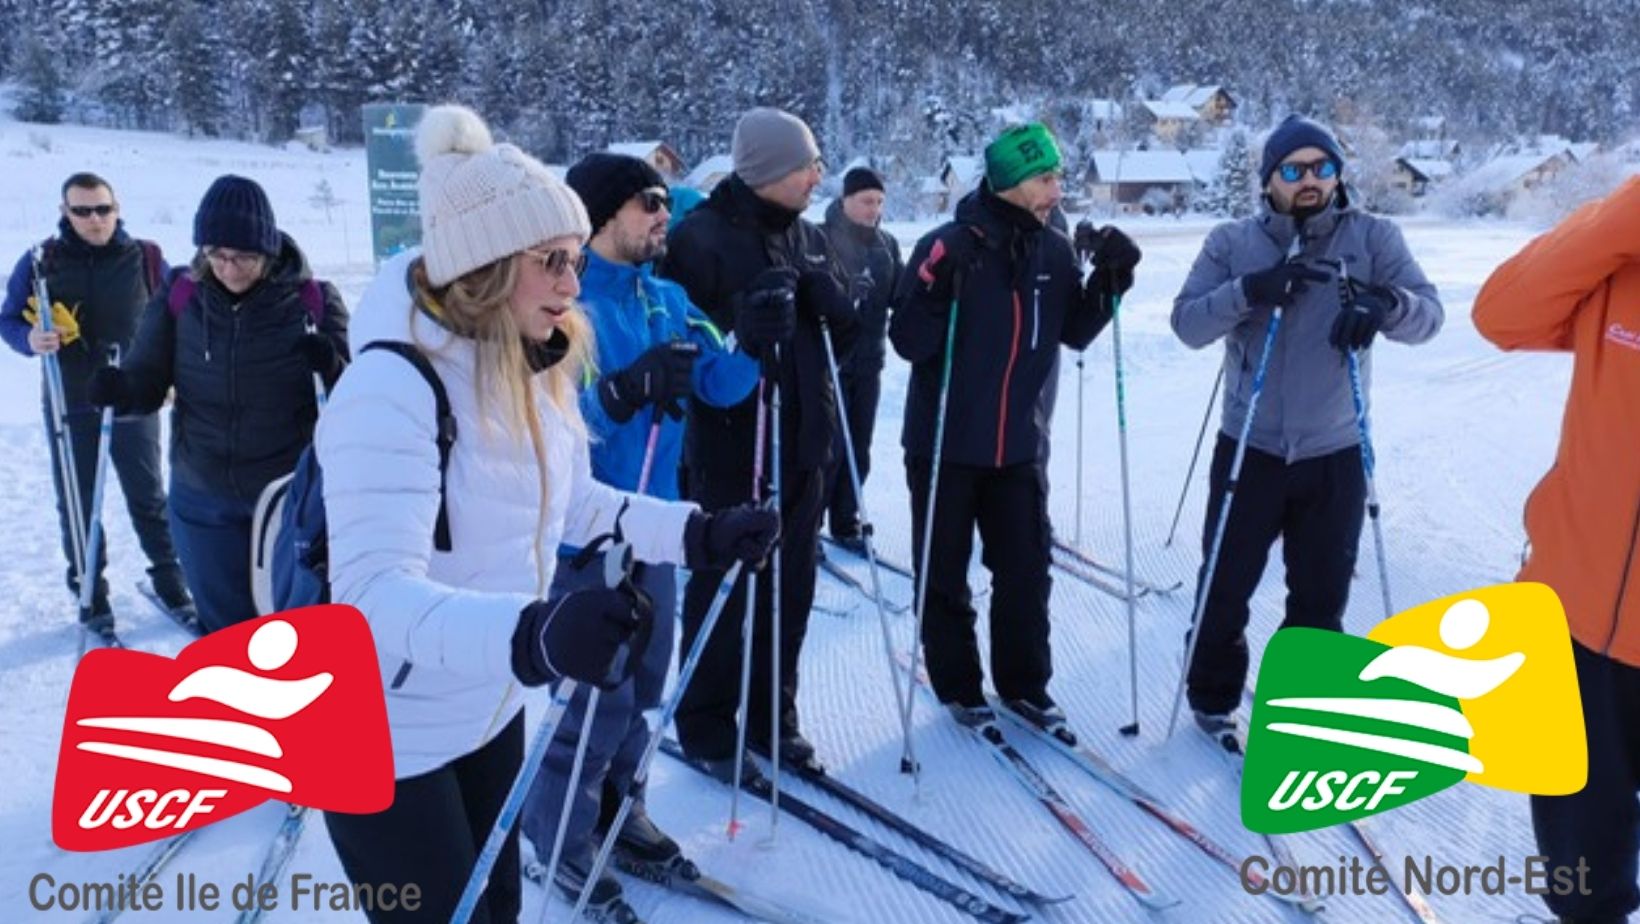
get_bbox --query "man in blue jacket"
[0,172,194,633]
[521,152,770,917]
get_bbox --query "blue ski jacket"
[575,248,759,502]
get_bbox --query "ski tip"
[1118,722,1140,738]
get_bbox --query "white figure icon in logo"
[1263,599,1525,775]
[75,620,334,793]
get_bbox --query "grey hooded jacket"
[1171,192,1442,463]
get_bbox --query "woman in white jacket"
[317,105,778,924]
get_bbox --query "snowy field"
[0,118,1579,923]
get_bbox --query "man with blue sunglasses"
[1170,115,1444,739]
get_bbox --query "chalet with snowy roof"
[1159,84,1237,124]
[1084,149,1195,213]
[606,141,688,181]
[682,153,733,192]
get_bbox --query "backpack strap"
[362,340,455,551]
[298,279,325,326]
[167,270,195,317]
[136,240,164,296]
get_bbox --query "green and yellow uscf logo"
[1242,583,1586,834]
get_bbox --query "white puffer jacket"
[318,250,694,778]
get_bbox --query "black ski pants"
[1531,640,1640,923]
[825,362,882,538]
[1186,434,1365,715]
[324,713,523,924]
[45,404,180,614]
[906,457,1053,707]
[676,465,825,760]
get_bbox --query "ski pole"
[1074,353,1085,548]
[1166,236,1302,739]
[903,277,962,753]
[534,409,665,915]
[573,558,748,922]
[729,354,774,840]
[304,317,328,409]
[1108,293,1141,738]
[76,346,121,626]
[451,677,581,924]
[1335,261,1393,619]
[1165,368,1222,548]
[819,320,919,783]
[32,248,90,607]
[767,349,783,842]
[453,529,644,924]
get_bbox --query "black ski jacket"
[892,184,1111,468]
[822,198,902,373]
[123,233,349,501]
[662,175,857,498]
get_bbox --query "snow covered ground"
[0,118,1581,923]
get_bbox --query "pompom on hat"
[415,104,590,286]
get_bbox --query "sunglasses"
[204,247,266,270]
[635,189,671,214]
[67,204,117,218]
[524,247,586,278]
[1277,159,1339,183]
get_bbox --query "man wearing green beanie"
[890,123,1141,738]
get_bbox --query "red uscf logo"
[54,606,393,851]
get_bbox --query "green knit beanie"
[984,123,1063,191]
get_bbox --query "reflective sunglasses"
[635,188,671,214]
[67,204,117,218]
[524,247,586,278]
[1277,159,1339,183]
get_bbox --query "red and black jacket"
[891,184,1110,468]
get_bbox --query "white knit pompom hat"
[415,104,591,286]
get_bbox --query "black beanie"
[193,175,280,256]
[842,166,885,198]
[565,153,666,236]
[1259,115,1347,186]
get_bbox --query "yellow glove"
[24,297,81,345]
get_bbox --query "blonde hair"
[409,254,594,595]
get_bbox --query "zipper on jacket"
[227,306,241,498]
[1603,498,1640,655]
[1031,282,1041,351]
[996,291,1023,467]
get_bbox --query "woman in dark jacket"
[88,175,348,632]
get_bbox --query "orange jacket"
[1473,176,1640,666]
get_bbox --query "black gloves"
[511,584,652,689]
[598,341,700,423]
[797,269,855,327]
[733,267,798,359]
[851,269,876,304]
[683,503,782,571]
[294,333,341,377]
[1073,222,1142,296]
[1330,278,1397,351]
[914,227,982,307]
[1242,261,1330,309]
[87,366,129,411]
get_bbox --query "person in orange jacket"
[1474,175,1640,924]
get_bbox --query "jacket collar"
[710,174,800,234]
[580,247,653,290]
[1257,185,1357,251]
[54,217,132,255]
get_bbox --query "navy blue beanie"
[1260,115,1346,186]
[193,175,280,256]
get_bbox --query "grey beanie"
[732,108,821,188]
